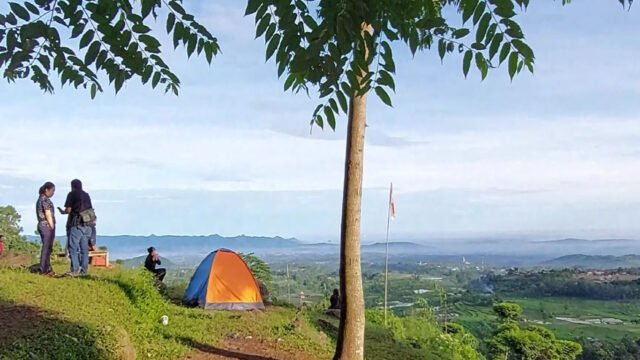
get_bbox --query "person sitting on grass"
[325,288,341,318]
[0,234,5,257]
[329,288,341,310]
[145,247,166,282]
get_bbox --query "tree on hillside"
[488,302,582,360]
[244,1,632,359]
[494,302,522,321]
[241,252,274,288]
[0,205,39,253]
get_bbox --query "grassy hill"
[0,263,332,359]
[0,259,465,359]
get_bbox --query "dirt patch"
[0,253,34,268]
[180,337,319,360]
[115,327,136,360]
[0,303,50,341]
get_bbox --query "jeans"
[69,225,91,274]
[38,223,55,274]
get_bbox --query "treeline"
[578,337,640,360]
[485,269,640,300]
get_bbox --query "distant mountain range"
[542,254,640,269]
[26,234,640,267]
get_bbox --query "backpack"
[80,208,97,224]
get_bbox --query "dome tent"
[184,249,264,310]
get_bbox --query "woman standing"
[36,182,56,275]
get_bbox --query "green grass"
[455,297,640,342]
[0,264,333,359]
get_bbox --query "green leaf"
[284,73,296,91]
[475,52,488,80]
[139,34,162,49]
[245,0,261,15]
[324,106,336,130]
[452,28,471,39]
[266,34,280,61]
[152,71,161,88]
[525,59,534,73]
[204,42,214,64]
[508,51,518,79]
[341,81,352,97]
[476,13,492,43]
[505,27,524,39]
[265,23,277,42]
[173,22,183,48]
[166,13,176,34]
[463,0,480,24]
[84,41,101,65]
[511,39,535,61]
[336,90,348,113]
[90,83,97,99]
[499,42,511,64]
[494,6,516,18]
[187,33,197,57]
[463,50,472,78]
[377,70,396,91]
[9,3,30,21]
[168,1,186,16]
[37,55,50,71]
[71,24,85,39]
[25,2,40,15]
[489,33,503,60]
[473,2,486,25]
[408,28,419,55]
[115,72,125,93]
[79,30,94,49]
[256,14,271,38]
[329,98,339,113]
[375,86,392,107]
[132,24,151,34]
[438,39,446,62]
[141,65,153,84]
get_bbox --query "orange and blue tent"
[183,249,264,310]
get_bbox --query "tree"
[0,0,219,96]
[488,302,582,360]
[0,205,39,254]
[494,302,522,322]
[244,0,631,358]
[241,252,274,288]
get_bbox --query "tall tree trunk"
[333,22,372,360]
[333,90,368,360]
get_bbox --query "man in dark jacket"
[145,247,166,281]
[59,179,94,275]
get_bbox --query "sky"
[0,1,639,242]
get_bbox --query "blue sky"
[0,1,639,242]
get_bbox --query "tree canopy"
[0,0,219,97]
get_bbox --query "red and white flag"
[389,182,396,220]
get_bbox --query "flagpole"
[384,182,393,326]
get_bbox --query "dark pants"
[152,268,166,282]
[38,223,55,274]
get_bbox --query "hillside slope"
[0,265,331,360]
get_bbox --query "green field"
[455,296,640,341]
